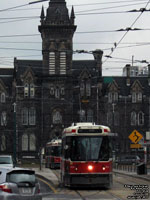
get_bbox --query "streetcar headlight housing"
[88,165,93,171]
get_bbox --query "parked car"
[115,155,141,165]
[0,155,14,167]
[0,167,42,200]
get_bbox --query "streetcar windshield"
[46,146,61,156]
[68,136,111,161]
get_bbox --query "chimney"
[126,64,130,86]
[92,49,103,77]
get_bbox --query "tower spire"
[40,6,45,24]
[70,6,75,25]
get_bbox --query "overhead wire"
[103,0,150,64]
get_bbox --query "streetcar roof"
[63,123,114,136]
[46,139,62,146]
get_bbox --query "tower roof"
[45,0,70,25]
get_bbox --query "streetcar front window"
[69,136,111,161]
[51,146,61,156]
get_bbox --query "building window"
[1,92,5,103]
[80,81,84,97]
[138,112,144,125]
[22,107,36,125]
[0,135,6,151]
[1,111,7,126]
[87,109,93,122]
[50,87,55,95]
[108,92,118,103]
[131,111,136,125]
[22,133,36,151]
[55,87,60,99]
[60,52,66,74]
[132,92,142,103]
[53,111,62,124]
[49,52,55,74]
[61,87,65,95]
[30,84,35,98]
[86,82,91,96]
[29,107,36,125]
[79,110,86,122]
[22,134,28,151]
[24,83,29,97]
[29,134,36,151]
[22,108,28,125]
[108,93,112,103]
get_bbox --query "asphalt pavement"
[30,165,150,189]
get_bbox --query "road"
[38,171,150,200]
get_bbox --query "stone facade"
[0,0,149,160]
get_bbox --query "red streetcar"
[61,123,116,188]
[45,139,62,169]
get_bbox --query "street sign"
[129,129,143,144]
[130,144,141,148]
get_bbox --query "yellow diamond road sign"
[129,130,143,144]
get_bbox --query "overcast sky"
[0,0,150,76]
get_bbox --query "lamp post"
[13,102,16,165]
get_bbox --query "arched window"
[87,109,93,122]
[53,111,62,124]
[108,93,112,103]
[29,134,36,151]
[29,107,36,125]
[22,108,28,125]
[1,111,7,126]
[86,81,91,96]
[1,92,5,103]
[79,110,86,122]
[55,87,60,99]
[22,134,28,151]
[138,112,144,125]
[60,52,66,74]
[80,81,84,97]
[1,135,6,151]
[24,83,29,97]
[49,52,55,74]
[131,111,136,125]
[30,84,35,98]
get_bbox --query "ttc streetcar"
[45,139,62,169]
[61,123,116,188]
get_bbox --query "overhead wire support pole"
[13,102,17,166]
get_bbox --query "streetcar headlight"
[102,166,106,171]
[88,165,93,171]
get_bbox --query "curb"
[113,170,150,181]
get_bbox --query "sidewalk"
[113,168,150,181]
[31,167,60,188]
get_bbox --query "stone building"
[0,0,149,161]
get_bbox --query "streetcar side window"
[62,137,71,159]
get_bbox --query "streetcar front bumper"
[65,173,113,188]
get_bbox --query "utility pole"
[13,102,16,165]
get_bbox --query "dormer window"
[30,84,35,98]
[132,92,142,103]
[108,92,118,103]
[1,92,5,103]
[24,83,29,97]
